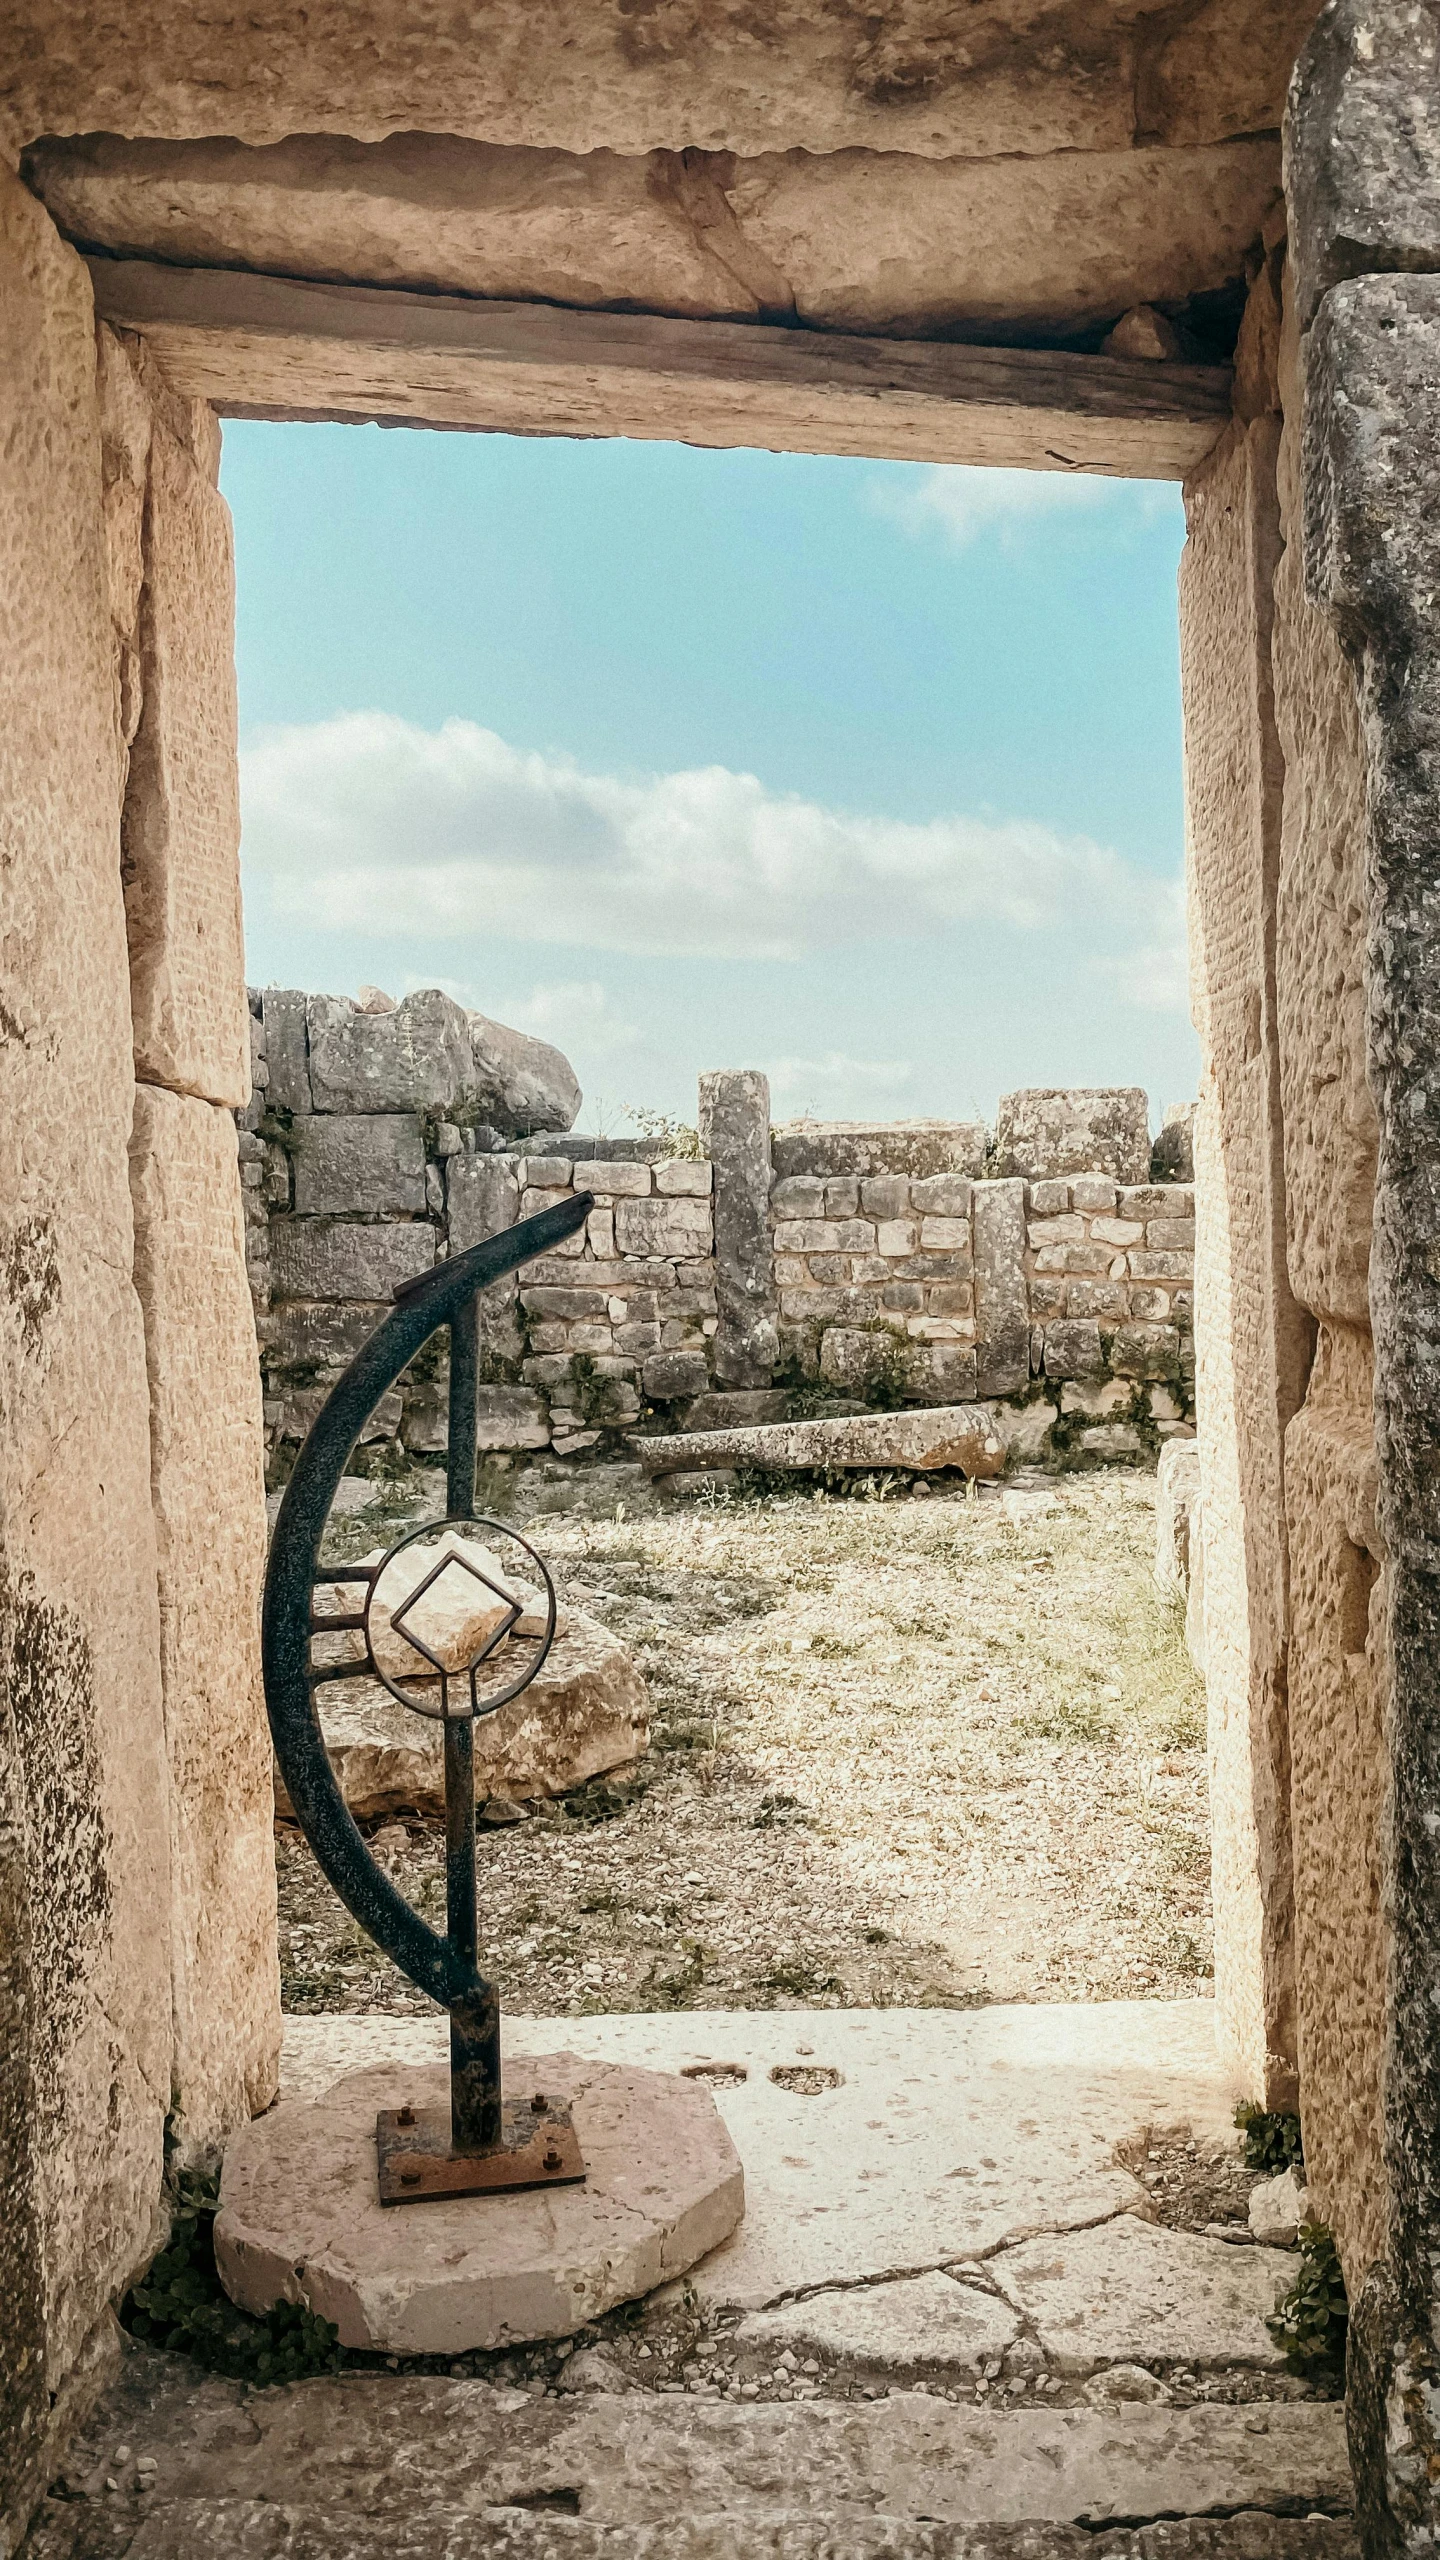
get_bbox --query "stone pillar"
[1286,7,1440,2534]
[1178,251,1312,2112]
[1,168,170,2535]
[103,321,280,2160]
[447,1148,524,1377]
[698,1071,778,1387]
[1271,273,1384,2291]
[971,1179,1029,1396]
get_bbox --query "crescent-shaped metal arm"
[262,1190,593,2012]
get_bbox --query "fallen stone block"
[470,1009,581,1137]
[275,1604,648,1815]
[1249,2167,1310,2247]
[631,1404,1007,1479]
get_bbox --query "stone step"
[630,1404,1008,1479]
[32,2349,1352,2554]
[23,2496,1361,2560]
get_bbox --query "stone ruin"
[6,6,1439,2547]
[243,982,1197,1482]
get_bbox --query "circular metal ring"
[357,1513,557,1723]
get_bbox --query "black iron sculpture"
[262,1189,594,2202]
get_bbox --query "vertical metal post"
[444,1296,501,2154]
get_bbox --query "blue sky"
[223,422,1197,1131]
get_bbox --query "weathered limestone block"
[95,323,149,780]
[269,1217,434,1303]
[818,1325,908,1395]
[27,126,1283,349]
[1,166,171,2500]
[614,1195,713,1257]
[259,987,312,1112]
[1109,1323,1182,1381]
[633,1405,1006,1479]
[276,1607,648,1815]
[474,1385,550,1450]
[994,1088,1151,1182]
[643,1348,710,1402]
[1180,389,1307,2114]
[469,1008,581,1138]
[971,1179,1030,1396]
[120,365,249,1108]
[698,1070,777,1388]
[0,0,1311,165]
[1296,227,1440,2560]
[1042,1320,1105,1382]
[771,1120,985,1180]
[446,1149,523,1375]
[129,1086,280,2158]
[656,1159,711,1196]
[307,986,473,1112]
[1154,1437,1202,1598]
[1287,0,1440,327]
[572,1158,651,1196]
[1153,1102,1198,1182]
[1273,290,1377,1331]
[1284,1324,1386,2289]
[290,1113,426,1216]
[267,1298,389,1375]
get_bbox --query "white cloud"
[506,978,644,1062]
[240,712,1184,1006]
[763,1052,913,1105]
[869,464,1121,553]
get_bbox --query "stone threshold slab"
[50,2350,1352,2534]
[278,2004,1259,2336]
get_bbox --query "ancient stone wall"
[1,166,172,2535]
[2,172,280,2544]
[243,1018,1196,1477]
[1282,4,1440,2533]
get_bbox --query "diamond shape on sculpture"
[385,1547,521,1679]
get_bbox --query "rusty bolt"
[543,2148,562,2172]
[531,2093,548,2113]
[400,2166,421,2186]
[397,2105,415,2127]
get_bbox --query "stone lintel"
[86,261,1233,480]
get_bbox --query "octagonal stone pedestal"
[215,2051,744,2355]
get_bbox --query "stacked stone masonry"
[241,1017,1195,1475]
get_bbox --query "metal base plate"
[376,2093,586,2205]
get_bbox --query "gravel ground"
[276,1460,1211,2023]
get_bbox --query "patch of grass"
[1236,2100,1305,2175]
[751,1791,812,1830]
[637,1938,707,2009]
[755,1956,841,1998]
[1267,2223,1347,2375]
[124,2170,342,2384]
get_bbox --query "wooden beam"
[87,259,1232,479]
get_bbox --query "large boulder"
[279,1603,648,1816]
[469,1010,581,1138]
